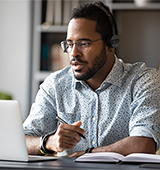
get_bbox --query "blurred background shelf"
[36,25,68,33]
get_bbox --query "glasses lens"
[61,40,89,53]
[61,41,67,53]
[77,41,89,53]
[66,41,73,53]
[61,41,72,53]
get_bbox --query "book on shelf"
[75,152,160,163]
[62,0,71,25]
[54,0,62,25]
[41,0,47,24]
[50,44,70,71]
[43,0,79,26]
[41,43,69,72]
[43,0,62,26]
[41,43,50,71]
[62,0,79,25]
[45,0,54,25]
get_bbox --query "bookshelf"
[31,0,160,103]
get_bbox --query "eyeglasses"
[60,38,102,53]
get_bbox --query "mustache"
[70,56,87,65]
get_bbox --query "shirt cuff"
[130,126,159,151]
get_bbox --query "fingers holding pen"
[46,118,87,152]
[57,123,85,143]
[48,122,86,152]
[56,116,86,138]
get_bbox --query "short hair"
[70,1,118,45]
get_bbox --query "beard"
[72,47,108,81]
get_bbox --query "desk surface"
[0,157,158,170]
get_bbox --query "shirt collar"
[104,56,124,87]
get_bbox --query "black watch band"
[85,147,94,153]
[39,131,56,155]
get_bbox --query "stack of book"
[42,0,79,26]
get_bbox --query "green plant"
[0,91,12,100]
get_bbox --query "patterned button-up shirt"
[23,57,160,156]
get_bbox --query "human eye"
[79,41,88,48]
[66,41,72,46]
[65,41,73,51]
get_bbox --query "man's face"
[67,18,108,81]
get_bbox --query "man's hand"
[45,121,86,153]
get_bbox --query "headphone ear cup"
[110,35,119,48]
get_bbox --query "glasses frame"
[60,38,102,53]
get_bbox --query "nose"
[70,43,82,58]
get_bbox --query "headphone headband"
[94,4,119,48]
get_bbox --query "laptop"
[0,100,58,162]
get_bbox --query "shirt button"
[92,141,95,145]
[93,117,96,121]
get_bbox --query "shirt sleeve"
[23,75,58,137]
[129,69,160,151]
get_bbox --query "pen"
[56,116,87,140]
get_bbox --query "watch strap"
[39,130,56,155]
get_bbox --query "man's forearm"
[26,135,156,157]
[25,135,42,155]
[92,136,156,156]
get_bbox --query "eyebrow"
[66,38,92,42]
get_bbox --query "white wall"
[0,0,31,120]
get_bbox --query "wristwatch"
[39,131,56,155]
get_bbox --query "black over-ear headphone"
[95,4,119,48]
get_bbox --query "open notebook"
[0,100,58,162]
[75,152,160,164]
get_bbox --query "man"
[23,1,160,157]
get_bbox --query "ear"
[105,44,113,54]
[108,48,113,52]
